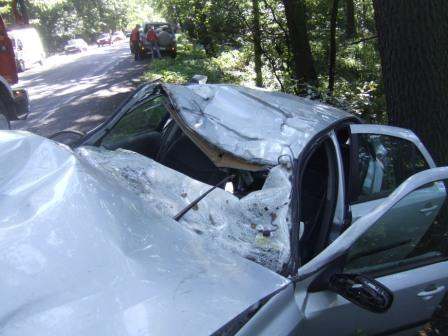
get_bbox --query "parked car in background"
[35,81,448,335]
[8,27,46,72]
[138,22,176,58]
[111,31,125,43]
[64,38,88,54]
[96,33,111,47]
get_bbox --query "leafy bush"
[142,35,253,85]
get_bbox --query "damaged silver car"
[2,82,448,336]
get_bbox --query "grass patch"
[142,35,252,85]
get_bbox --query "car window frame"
[349,131,434,205]
[99,94,168,148]
[296,167,448,283]
[76,83,163,148]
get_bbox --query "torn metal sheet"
[163,84,353,168]
[0,131,290,336]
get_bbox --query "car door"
[348,124,444,225]
[299,167,448,336]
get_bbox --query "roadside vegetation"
[150,0,387,125]
[142,35,251,85]
[0,0,158,52]
[147,0,448,168]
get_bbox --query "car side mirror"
[329,273,393,313]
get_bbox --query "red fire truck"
[0,0,29,129]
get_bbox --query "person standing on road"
[146,26,161,59]
[130,24,141,61]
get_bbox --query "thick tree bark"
[373,0,448,165]
[344,0,356,38]
[252,0,263,87]
[328,0,339,95]
[282,0,317,89]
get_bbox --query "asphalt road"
[12,41,148,137]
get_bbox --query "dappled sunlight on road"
[12,42,149,137]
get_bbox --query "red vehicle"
[0,0,29,129]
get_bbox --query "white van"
[8,27,46,72]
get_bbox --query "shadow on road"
[13,45,149,137]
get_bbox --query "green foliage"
[142,35,251,84]
[1,0,388,121]
[3,0,158,52]
[148,0,385,122]
[151,0,250,56]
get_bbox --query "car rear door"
[300,167,448,335]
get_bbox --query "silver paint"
[0,131,289,336]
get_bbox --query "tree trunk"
[252,0,263,87]
[282,0,317,90]
[344,0,356,38]
[328,0,339,95]
[373,0,448,165]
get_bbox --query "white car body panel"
[2,78,447,335]
[303,261,448,335]
[0,131,290,336]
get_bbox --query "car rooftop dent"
[162,83,354,169]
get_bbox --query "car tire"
[0,100,11,130]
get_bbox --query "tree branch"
[349,35,378,45]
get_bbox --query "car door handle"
[419,205,438,213]
[417,285,445,300]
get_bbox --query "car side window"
[100,96,167,149]
[352,134,429,203]
[344,181,448,275]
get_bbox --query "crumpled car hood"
[163,84,353,169]
[0,131,289,336]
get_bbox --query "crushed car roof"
[0,131,289,336]
[162,84,354,169]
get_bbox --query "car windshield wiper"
[174,175,235,221]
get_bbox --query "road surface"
[12,41,148,137]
